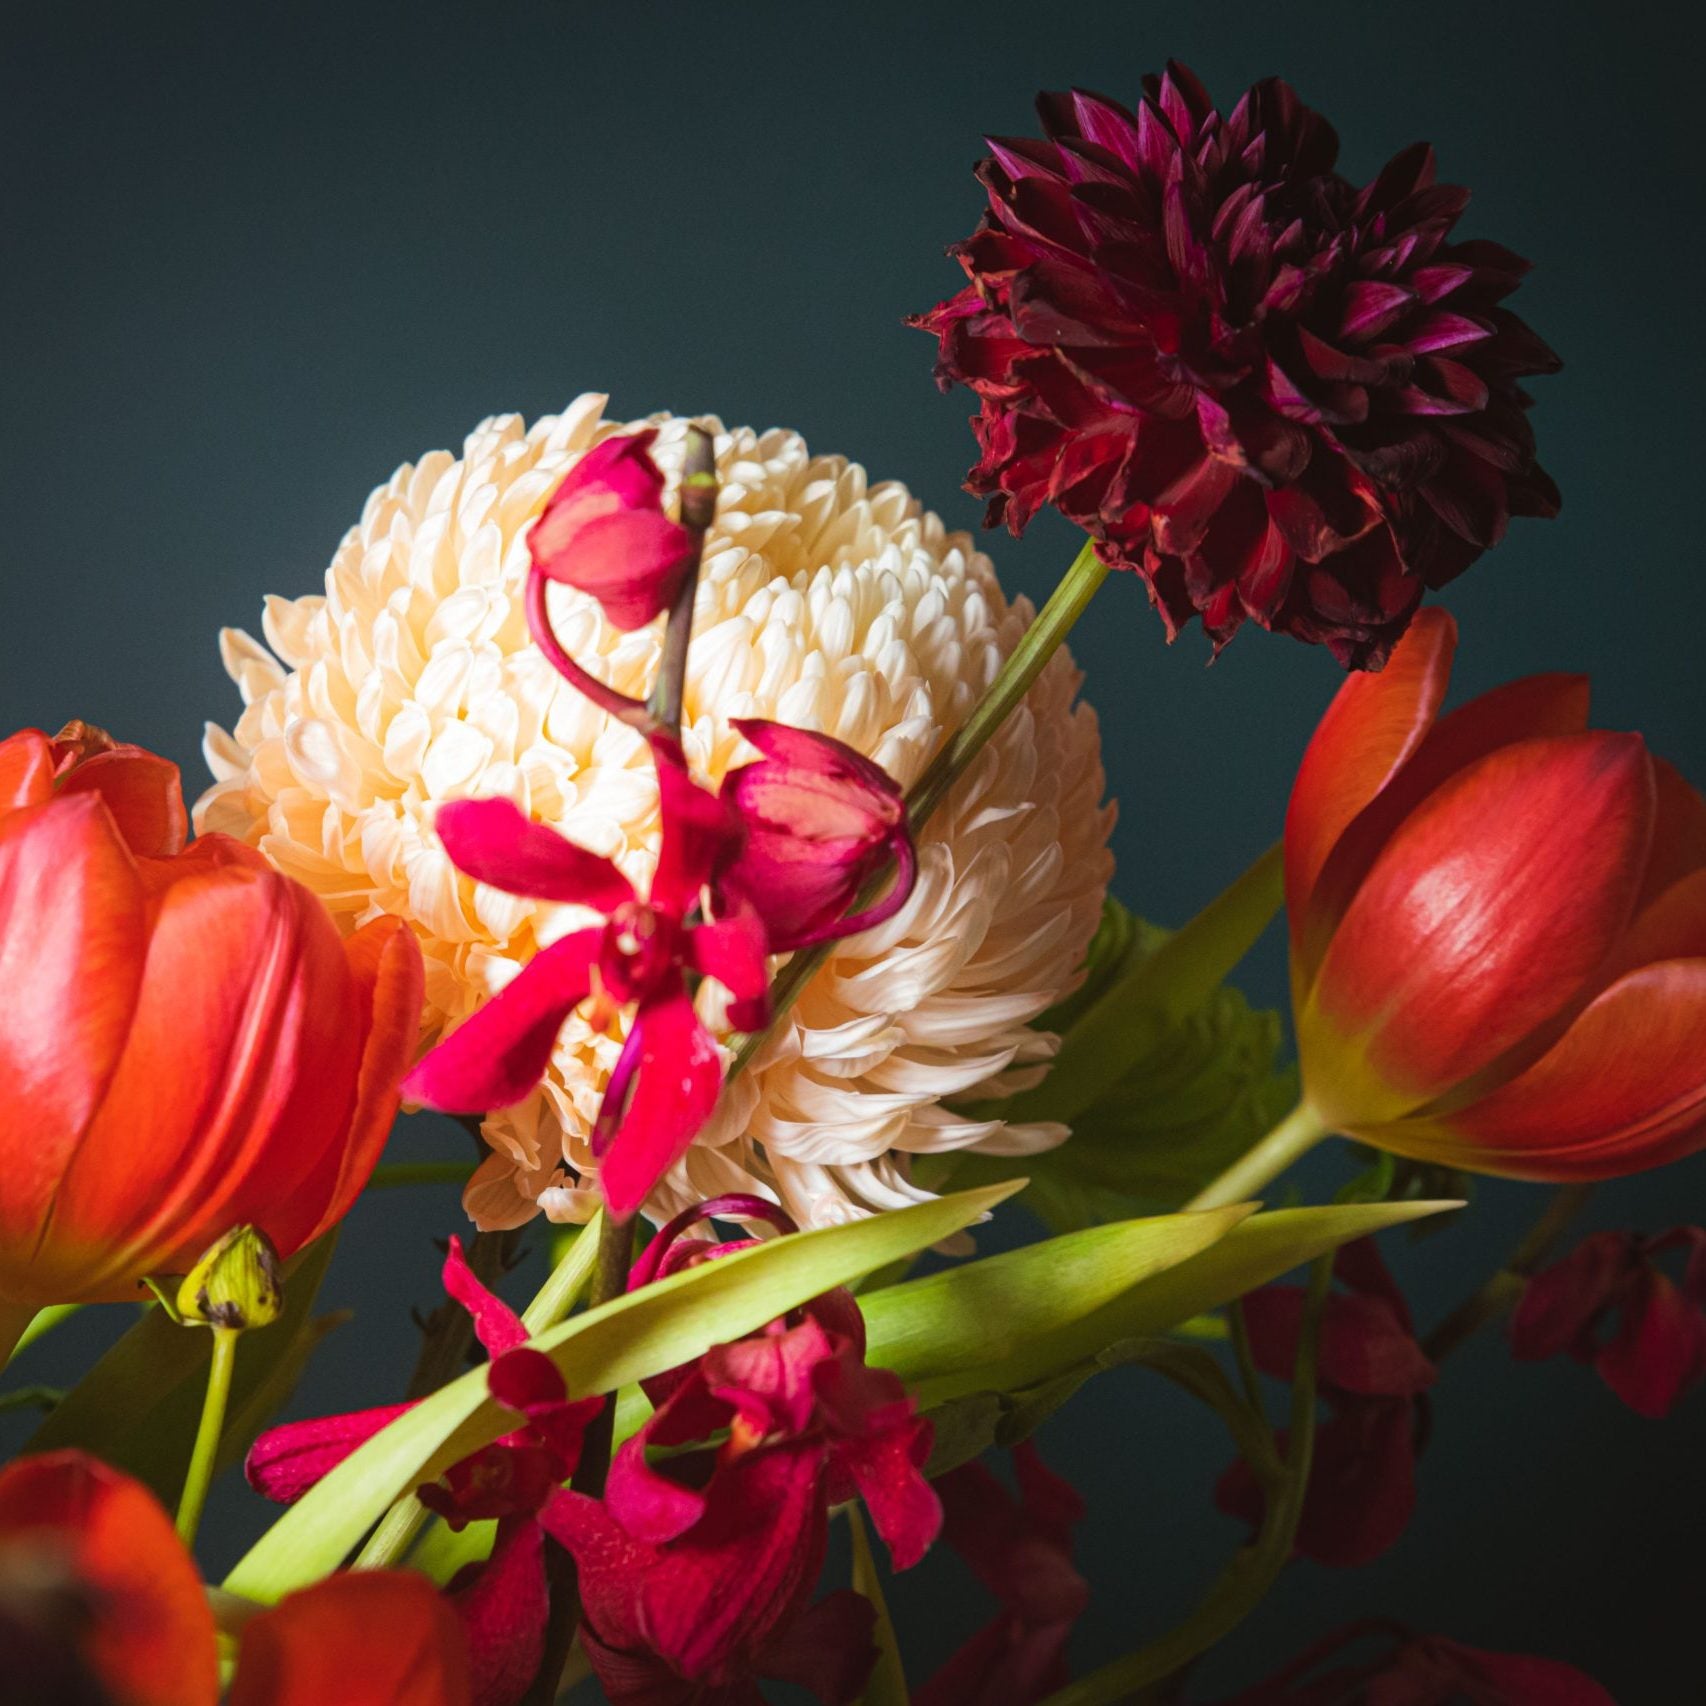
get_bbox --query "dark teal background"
[3,2,1702,1699]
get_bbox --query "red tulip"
[719,719,917,951]
[527,429,696,631]
[0,1450,219,1706]
[0,727,423,1310]
[1286,609,1706,1179]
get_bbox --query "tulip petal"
[1608,868,1706,974]
[0,1451,219,1706]
[1286,606,1455,946]
[0,798,146,1293]
[403,928,601,1114]
[57,747,189,858]
[1302,733,1654,1123]
[246,1403,417,1504]
[596,991,725,1219]
[1638,756,1706,909]
[0,728,55,813]
[432,798,633,912]
[1401,959,1706,1179]
[227,1571,472,1706]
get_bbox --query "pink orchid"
[401,760,769,1218]
[246,1238,601,1706]
[718,719,917,952]
[528,430,695,632]
[915,1442,1089,1706]
[538,1196,940,1705]
[1510,1226,1706,1418]
[1216,1238,1435,1568]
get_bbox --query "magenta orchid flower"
[718,719,917,952]
[916,1442,1089,1706]
[528,429,695,633]
[246,1238,601,1706]
[1510,1226,1706,1418]
[1216,1238,1436,1568]
[536,1196,940,1705]
[401,760,769,1219]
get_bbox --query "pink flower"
[527,430,695,631]
[1216,1239,1434,1567]
[1217,1620,1614,1705]
[538,1197,940,1704]
[401,759,769,1218]
[915,1443,1089,1706]
[1510,1226,1706,1418]
[718,719,917,952]
[246,1239,601,1706]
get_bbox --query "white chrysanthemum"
[197,398,1115,1230]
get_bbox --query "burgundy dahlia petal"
[912,62,1560,670]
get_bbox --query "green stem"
[520,1212,605,1336]
[730,535,1112,1075]
[353,1494,430,1572]
[366,1161,478,1191]
[1183,1099,1332,1212]
[177,1326,239,1546]
[1037,1256,1331,1706]
[1423,1183,1593,1363]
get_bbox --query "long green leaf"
[26,1234,340,1504]
[224,1181,1020,1602]
[849,1506,910,1706]
[892,1201,1457,1408]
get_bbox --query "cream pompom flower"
[197,398,1115,1230]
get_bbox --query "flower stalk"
[1184,1100,1333,1212]
[176,1325,239,1546]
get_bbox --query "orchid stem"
[1423,1183,1593,1362]
[1183,1100,1332,1212]
[177,1326,239,1547]
[1036,1256,1331,1706]
[646,423,716,739]
[728,533,1112,1075]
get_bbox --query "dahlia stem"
[729,534,1112,1073]
[1036,1254,1332,1706]
[1422,1184,1593,1363]
[1183,1099,1332,1212]
[176,1325,239,1547]
[646,422,717,739]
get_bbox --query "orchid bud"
[176,1226,283,1332]
[719,719,917,951]
[527,429,696,631]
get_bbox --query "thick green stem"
[730,535,1112,1075]
[1183,1100,1332,1212]
[177,1326,239,1546]
[1037,1256,1331,1706]
[520,1212,604,1336]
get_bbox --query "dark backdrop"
[3,2,1702,1699]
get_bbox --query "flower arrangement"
[1,58,1697,1706]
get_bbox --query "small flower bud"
[176,1226,284,1332]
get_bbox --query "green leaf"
[224,1181,1020,1602]
[896,1200,1458,1410]
[849,1506,910,1706]
[858,1205,1252,1389]
[921,1392,1006,1478]
[26,1233,341,1505]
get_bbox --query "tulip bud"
[176,1226,284,1333]
[527,429,697,631]
[718,719,916,951]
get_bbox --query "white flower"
[197,399,1115,1230]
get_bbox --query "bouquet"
[1,60,1697,1706]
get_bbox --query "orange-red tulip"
[0,726,423,1310]
[1287,610,1706,1180]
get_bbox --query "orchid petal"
[446,1516,546,1706]
[443,1235,527,1356]
[246,1403,417,1504]
[652,756,742,918]
[432,798,632,912]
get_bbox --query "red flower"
[0,727,423,1308]
[718,719,917,951]
[1217,1239,1434,1567]
[528,430,696,632]
[915,1443,1089,1706]
[912,64,1559,669]
[0,1451,473,1706]
[247,1238,601,1706]
[1217,1619,1614,1705]
[400,758,768,1218]
[1510,1226,1706,1418]
[1287,608,1706,1179]
[539,1196,940,1704]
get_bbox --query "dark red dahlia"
[912,62,1561,669]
